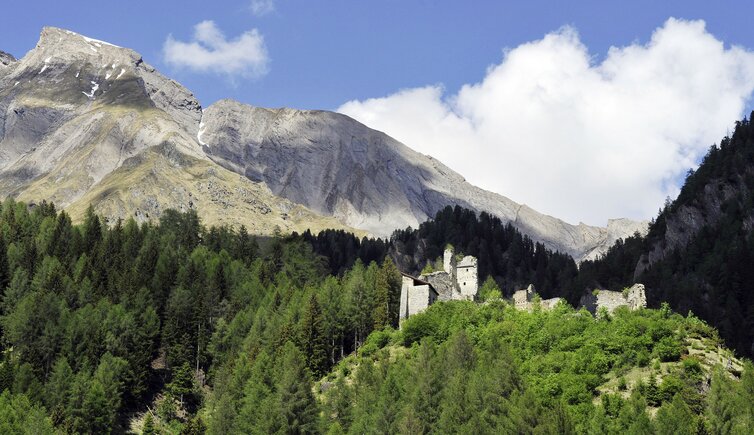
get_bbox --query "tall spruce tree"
[277,342,319,434]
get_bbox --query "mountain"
[0,27,350,235]
[0,27,646,260]
[578,114,754,357]
[199,99,648,261]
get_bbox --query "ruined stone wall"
[579,284,647,315]
[540,297,563,310]
[399,276,435,321]
[443,248,456,282]
[512,285,534,310]
[422,271,458,301]
[511,284,561,311]
[626,284,647,309]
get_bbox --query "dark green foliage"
[300,294,328,377]
[142,412,156,435]
[298,229,388,276]
[0,390,55,434]
[278,342,319,434]
[167,362,195,407]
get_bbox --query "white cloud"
[250,0,274,16]
[338,18,754,226]
[163,21,269,79]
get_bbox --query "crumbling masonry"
[399,247,479,322]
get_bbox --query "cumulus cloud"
[250,0,275,16]
[338,18,754,226]
[164,20,269,79]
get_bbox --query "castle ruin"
[399,246,479,323]
[399,273,439,321]
[578,284,647,315]
[511,284,564,311]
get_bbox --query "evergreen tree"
[142,412,156,435]
[46,357,73,425]
[277,342,319,434]
[372,264,390,331]
[706,367,743,434]
[235,351,282,434]
[411,340,442,432]
[299,293,329,377]
[0,235,9,292]
[654,394,695,435]
[168,362,195,408]
[82,205,102,253]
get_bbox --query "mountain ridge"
[0,27,648,261]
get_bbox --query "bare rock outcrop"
[200,99,647,261]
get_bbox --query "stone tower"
[456,256,478,300]
[443,246,456,282]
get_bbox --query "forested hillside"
[0,199,403,433]
[316,301,753,434]
[0,199,749,433]
[578,113,754,358]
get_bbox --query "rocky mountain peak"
[34,27,138,63]
[2,27,202,136]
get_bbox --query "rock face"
[200,99,648,261]
[0,27,645,258]
[634,178,740,279]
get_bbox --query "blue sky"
[3,1,754,225]
[1,0,752,110]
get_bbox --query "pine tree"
[411,340,442,433]
[82,205,102,253]
[706,367,744,434]
[46,357,73,425]
[654,394,695,435]
[168,362,195,408]
[0,358,13,394]
[235,225,258,263]
[372,265,390,330]
[0,235,9,292]
[181,415,206,435]
[618,391,652,434]
[277,342,319,434]
[380,258,402,327]
[300,293,329,377]
[646,374,660,407]
[235,351,282,433]
[142,412,157,435]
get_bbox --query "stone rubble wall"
[579,284,647,315]
[422,271,459,301]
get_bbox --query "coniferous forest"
[0,195,751,433]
